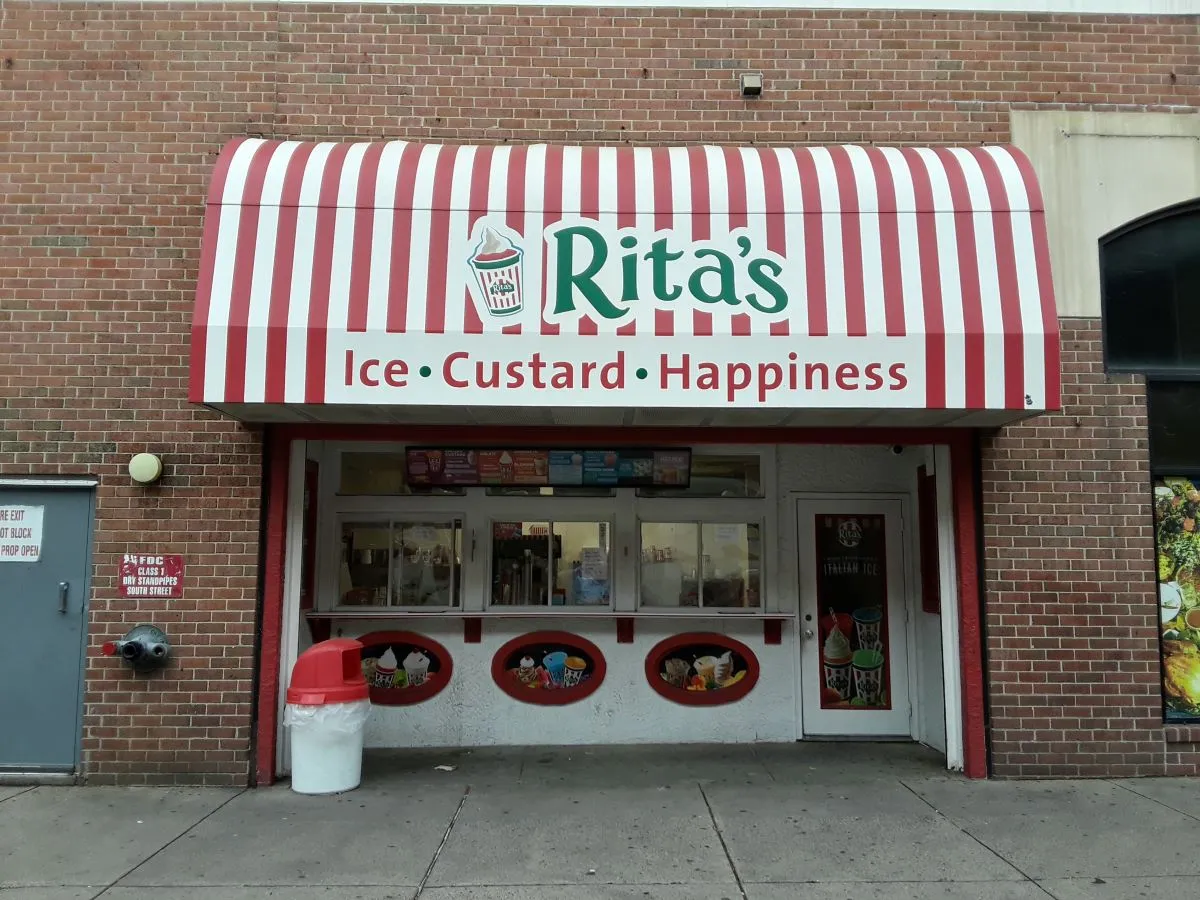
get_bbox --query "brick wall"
[980,320,1200,778]
[1,3,1197,782]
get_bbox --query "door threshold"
[799,735,913,743]
[0,771,79,786]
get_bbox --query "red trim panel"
[645,633,760,706]
[491,631,607,706]
[358,631,454,706]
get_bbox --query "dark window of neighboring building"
[1149,382,1200,473]
[1100,199,1200,375]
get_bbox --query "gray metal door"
[0,485,94,771]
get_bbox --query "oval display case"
[491,631,607,706]
[645,633,760,706]
[358,631,453,706]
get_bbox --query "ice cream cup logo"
[469,225,524,318]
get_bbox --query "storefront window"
[639,522,761,608]
[340,452,463,496]
[339,519,462,607]
[491,520,612,606]
[638,454,762,498]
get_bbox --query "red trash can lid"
[286,637,369,705]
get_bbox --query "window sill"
[1165,724,1200,744]
[308,609,795,620]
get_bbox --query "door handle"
[58,582,69,615]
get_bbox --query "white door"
[796,497,912,737]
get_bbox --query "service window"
[490,520,613,607]
[338,518,463,608]
[639,520,762,609]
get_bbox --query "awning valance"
[191,139,1059,426]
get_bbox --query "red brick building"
[2,1,1198,785]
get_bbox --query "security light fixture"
[740,73,763,98]
[128,453,164,485]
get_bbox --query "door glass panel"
[813,514,891,710]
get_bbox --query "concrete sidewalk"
[2,743,1199,900]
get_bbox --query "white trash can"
[284,638,371,795]
[284,699,371,794]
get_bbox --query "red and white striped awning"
[191,139,1059,426]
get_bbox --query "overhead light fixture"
[128,453,164,485]
[740,73,763,98]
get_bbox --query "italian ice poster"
[814,514,891,710]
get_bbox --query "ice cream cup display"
[374,647,398,688]
[563,655,587,687]
[426,450,444,473]
[662,657,690,688]
[823,659,853,700]
[499,451,514,481]
[470,227,524,317]
[517,655,538,684]
[694,656,720,685]
[403,649,430,687]
[852,607,884,652]
[543,651,568,686]
[851,648,885,705]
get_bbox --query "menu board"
[406,448,691,489]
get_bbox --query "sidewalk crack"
[899,780,1056,898]
[413,785,470,900]
[699,782,748,900]
[91,787,246,899]
[1107,778,1200,823]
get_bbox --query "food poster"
[655,641,751,694]
[360,637,446,704]
[1155,478,1200,723]
[406,448,691,488]
[498,639,597,694]
[814,514,891,710]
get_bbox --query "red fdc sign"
[118,554,184,599]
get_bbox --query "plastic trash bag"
[284,699,371,734]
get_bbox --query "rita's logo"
[837,518,863,549]
[467,224,525,319]
[466,217,792,325]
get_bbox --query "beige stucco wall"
[1011,109,1200,319]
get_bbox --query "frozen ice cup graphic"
[851,649,885,705]
[852,607,884,653]
[543,651,568,686]
[563,656,587,687]
[470,227,524,318]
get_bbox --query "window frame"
[484,498,618,610]
[317,442,777,616]
[634,497,768,612]
[333,512,467,612]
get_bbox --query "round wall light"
[128,453,164,485]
